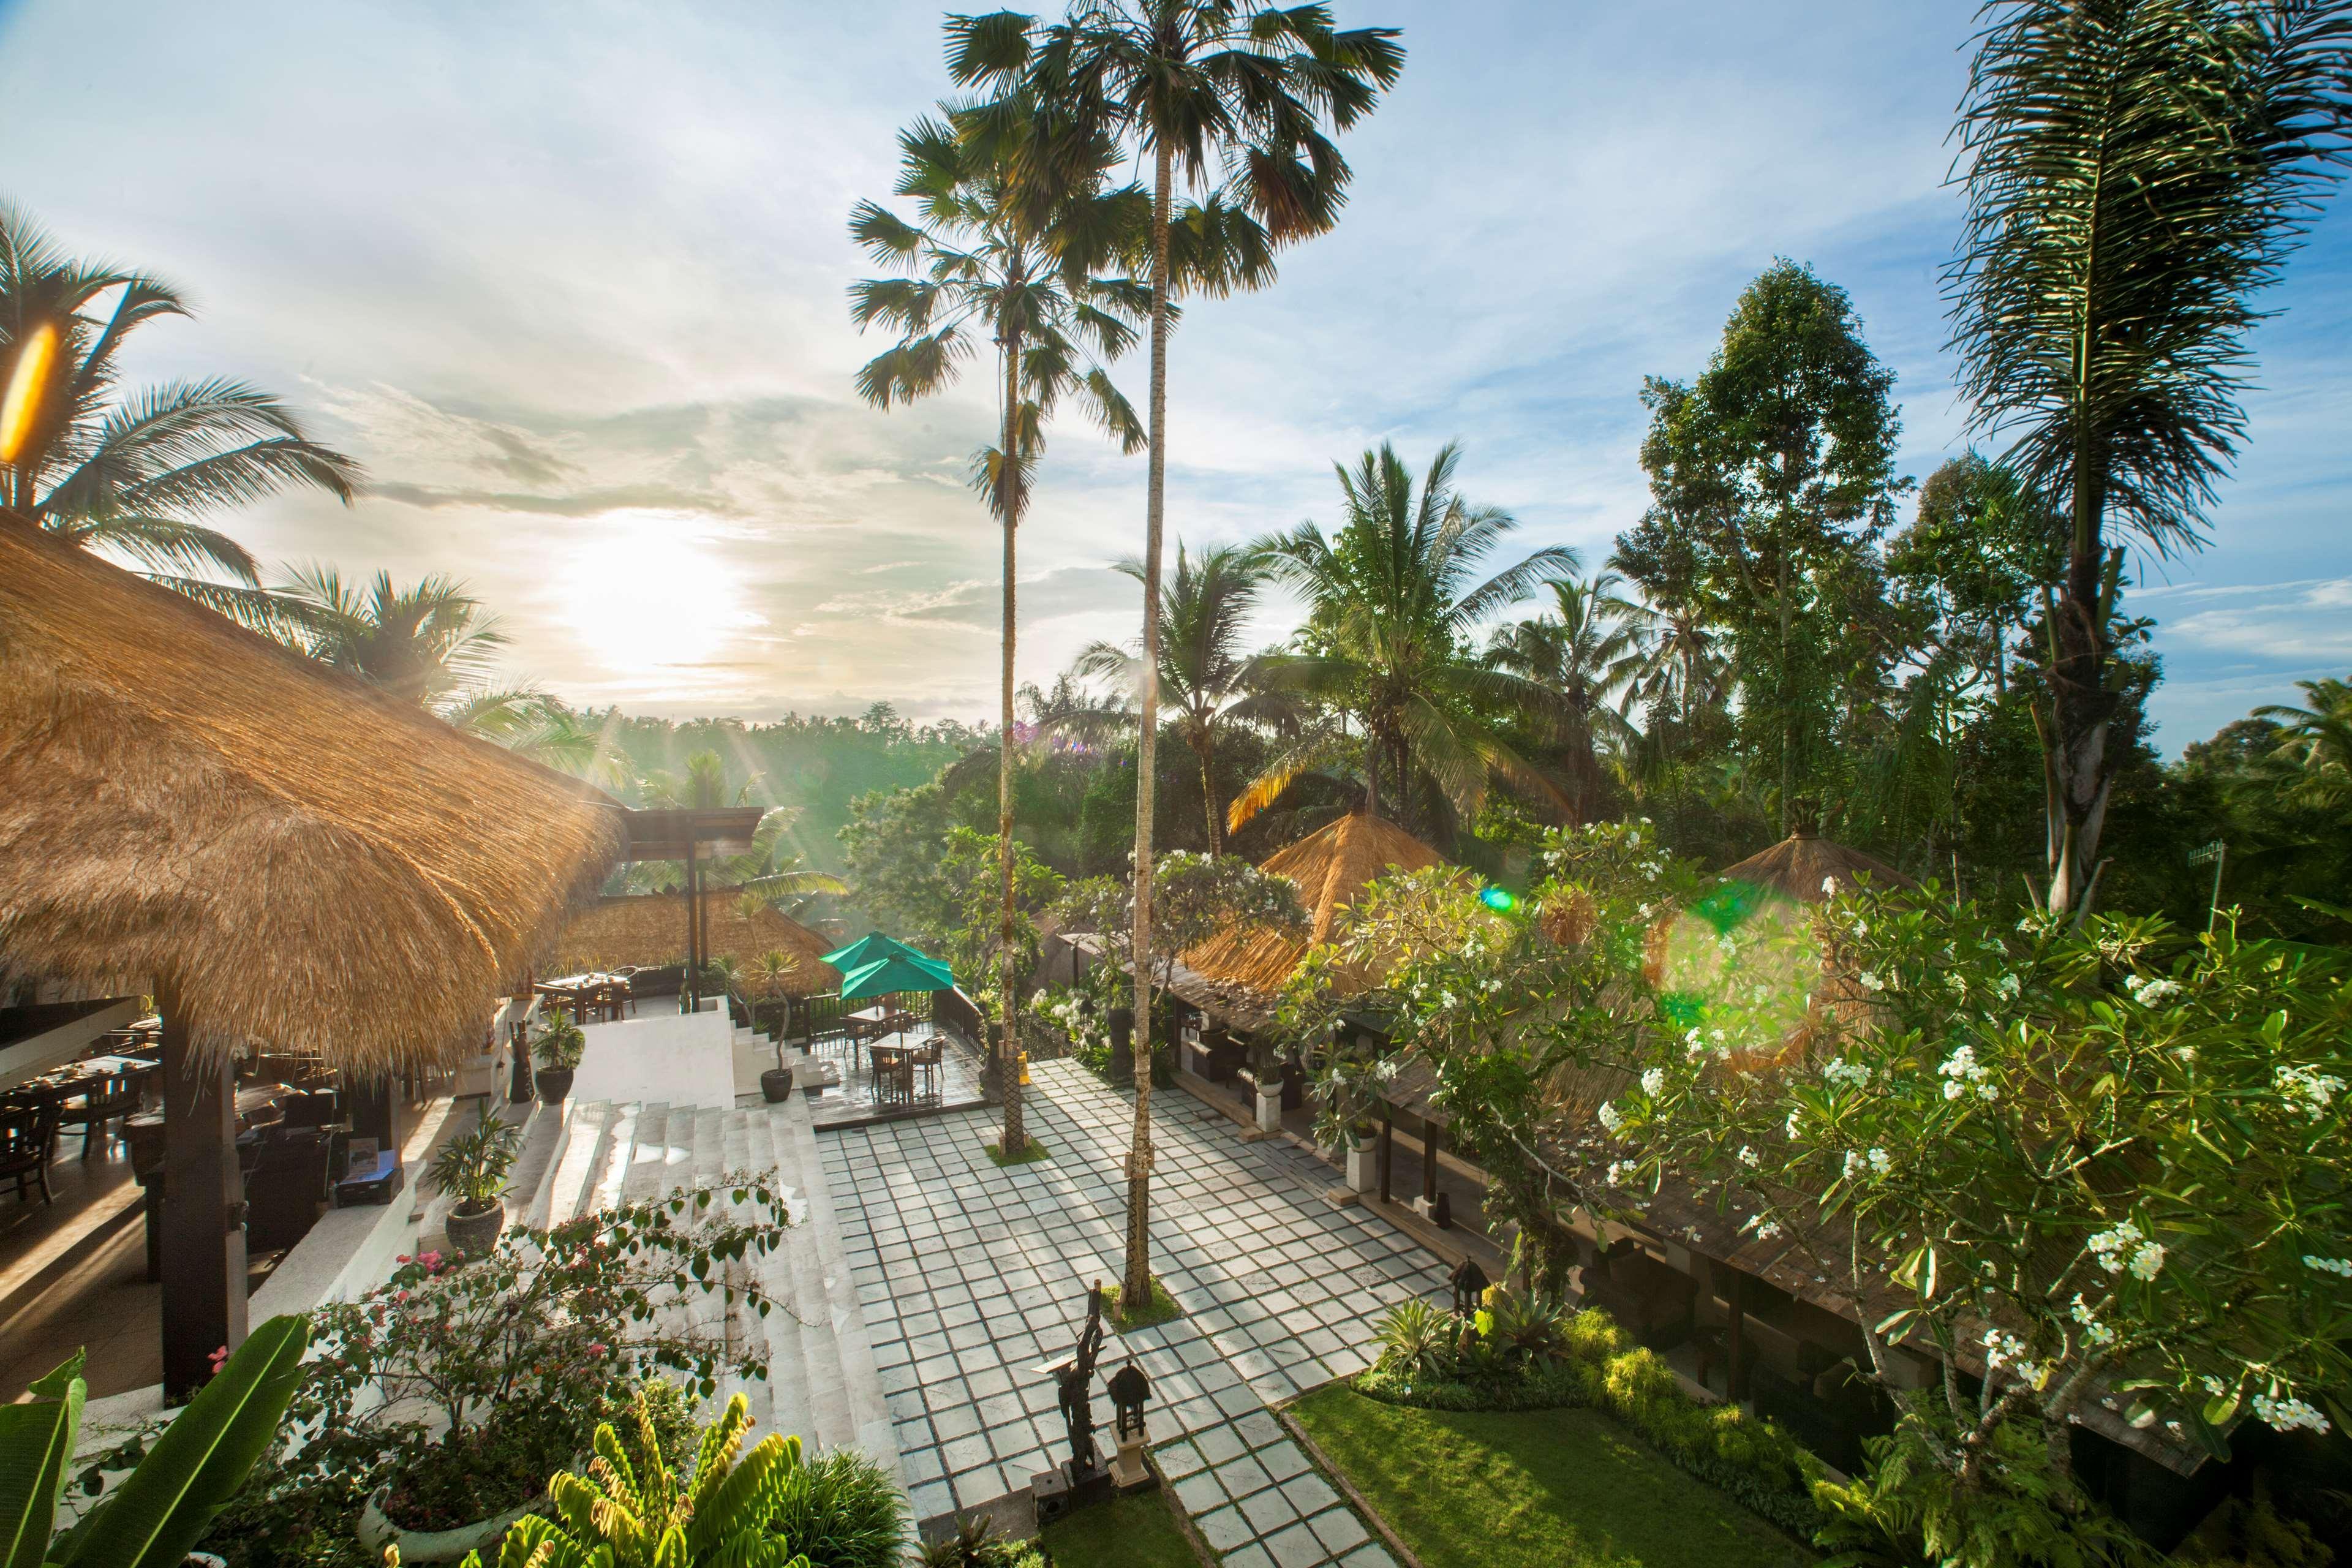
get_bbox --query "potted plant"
[750,951,796,1101]
[531,1014,584,1102]
[423,1103,524,1254]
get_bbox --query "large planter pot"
[760,1066,795,1103]
[443,1200,505,1256]
[1345,1132,1378,1195]
[357,1485,543,1566]
[534,1066,575,1103]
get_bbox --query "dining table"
[537,972,631,1024]
[867,1043,914,1107]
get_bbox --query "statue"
[1031,1282,1114,1520]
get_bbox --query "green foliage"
[2177,1492,2337,1568]
[5,1316,311,1568]
[1361,1297,1824,1538]
[1035,1490,1197,1568]
[429,1391,812,1568]
[1812,1417,2146,1568]
[760,1447,908,1568]
[1053,850,1306,1001]
[918,1512,1046,1568]
[1104,1275,1182,1334]
[530,1014,586,1071]
[421,1102,525,1213]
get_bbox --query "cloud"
[2161,579,2352,662]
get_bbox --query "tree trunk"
[998,307,1026,1158]
[1363,725,1381,820]
[1777,537,1793,836]
[2042,480,2121,918]
[1124,140,1174,1309]
[1196,729,1221,854]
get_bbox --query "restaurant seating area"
[785,995,986,1128]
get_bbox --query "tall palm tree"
[951,2,1404,1306]
[274,565,510,710]
[0,204,360,628]
[851,90,1150,1161]
[1483,574,1646,824]
[1240,442,1578,832]
[1076,541,1276,851]
[1947,0,2352,916]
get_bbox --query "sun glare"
[560,511,747,676]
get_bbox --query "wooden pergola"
[0,516,631,1397]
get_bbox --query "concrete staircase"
[498,1093,899,1482]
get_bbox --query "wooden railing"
[931,986,986,1048]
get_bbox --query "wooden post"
[1727,1268,1747,1402]
[347,1070,402,1157]
[684,835,700,1008]
[159,998,245,1402]
[1422,1118,1441,1209]
[1378,1106,1393,1204]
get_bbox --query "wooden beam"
[159,1000,245,1402]
[1422,1118,1441,1208]
[1727,1268,1747,1403]
[1378,1107,1393,1205]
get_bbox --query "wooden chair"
[59,1071,145,1161]
[0,1099,60,1202]
[911,1039,944,1101]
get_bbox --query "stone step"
[587,1101,641,1219]
[619,1103,672,1205]
[499,1101,567,1228]
[535,1099,615,1229]
[693,1104,724,1186]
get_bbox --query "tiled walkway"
[821,1060,1442,1566]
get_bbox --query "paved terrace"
[823,1059,1448,1568]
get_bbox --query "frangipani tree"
[1052,850,1307,1036]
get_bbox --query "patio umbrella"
[822,930,927,974]
[838,948,954,1002]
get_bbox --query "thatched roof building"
[1177,813,1446,1027]
[0,517,625,1074]
[1716,829,1913,905]
[545,889,839,995]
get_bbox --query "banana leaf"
[50,1314,310,1568]
[0,1351,84,1568]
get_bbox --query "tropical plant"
[1052,850,1306,1012]
[852,64,1151,1177]
[2255,676,2352,807]
[1373,1298,1461,1382]
[1077,541,1277,853]
[531,1014,586,1072]
[0,204,360,629]
[278,1183,791,1540]
[0,1316,310,1568]
[1484,573,1648,824]
[421,1103,526,1215]
[415,1390,812,1568]
[951,0,1404,1310]
[1243,441,1578,832]
[761,1448,910,1568]
[1946,0,2352,916]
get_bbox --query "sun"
[560,511,746,676]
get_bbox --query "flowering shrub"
[225,1176,794,1554]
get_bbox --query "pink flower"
[395,1254,412,1265]
[587,1343,608,1355]
[395,1289,410,1303]
[207,1345,230,1374]
[420,1250,443,1269]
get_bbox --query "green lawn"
[1037,1489,1202,1567]
[1289,1386,1812,1568]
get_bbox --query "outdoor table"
[538,972,630,1024]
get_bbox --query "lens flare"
[0,322,58,466]
[1479,885,1518,913]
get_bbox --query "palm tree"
[1240,442,1578,834]
[1483,574,1646,824]
[950,0,1404,1308]
[274,564,511,709]
[0,204,360,628]
[1946,0,2352,915]
[1076,541,1276,851]
[851,90,1150,1163]
[2256,677,2352,807]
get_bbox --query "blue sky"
[3,0,2347,748]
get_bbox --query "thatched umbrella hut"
[1179,812,1445,1027]
[0,516,630,1392]
[547,889,839,997]
[1714,827,1914,905]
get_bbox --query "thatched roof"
[1177,814,1446,1026]
[0,516,625,1074]
[1716,830,1914,905]
[545,889,839,997]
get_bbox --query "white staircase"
[500,1093,900,1483]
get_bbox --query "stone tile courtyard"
[820,1059,1444,1566]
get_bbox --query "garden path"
[824,1059,1448,1568]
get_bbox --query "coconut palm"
[949,0,1404,1306]
[1484,574,1647,824]
[0,204,360,628]
[1076,541,1278,852]
[273,564,513,707]
[1238,442,1578,835]
[852,90,1150,1162]
[2256,677,2352,807]
[1946,0,2352,914]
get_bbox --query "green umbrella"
[839,949,954,1001]
[822,931,926,973]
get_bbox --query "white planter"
[1255,1088,1282,1134]
[1345,1140,1378,1194]
[357,1484,545,1564]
